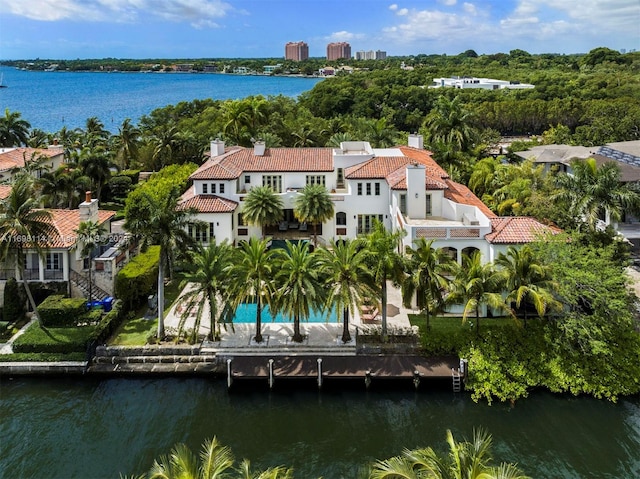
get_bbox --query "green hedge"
[0,352,86,362]
[93,299,125,344]
[36,295,87,327]
[3,278,26,323]
[12,323,97,354]
[115,246,160,310]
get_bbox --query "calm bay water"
[1,64,639,479]
[1,377,639,479]
[0,65,321,133]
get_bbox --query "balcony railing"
[44,269,64,280]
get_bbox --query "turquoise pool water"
[232,303,338,323]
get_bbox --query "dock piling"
[226,358,233,389]
[317,358,323,389]
[268,359,274,389]
[365,370,372,389]
[413,370,420,389]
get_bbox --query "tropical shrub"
[3,277,26,323]
[114,246,160,310]
[36,295,87,327]
[12,322,96,354]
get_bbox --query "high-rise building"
[285,41,309,61]
[326,42,351,61]
[355,50,387,60]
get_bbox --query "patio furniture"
[279,221,288,231]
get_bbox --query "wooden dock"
[222,354,464,390]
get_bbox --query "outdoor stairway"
[70,270,110,302]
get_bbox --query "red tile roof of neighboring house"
[178,192,238,213]
[191,147,333,180]
[444,180,497,218]
[0,184,11,200]
[485,217,561,244]
[0,147,63,172]
[41,209,115,249]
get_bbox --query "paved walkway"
[0,317,36,354]
[165,281,416,349]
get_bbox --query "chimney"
[408,133,424,149]
[406,163,426,219]
[253,140,266,156]
[79,191,99,223]
[210,139,225,157]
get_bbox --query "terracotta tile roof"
[485,217,561,244]
[179,190,238,213]
[346,146,449,190]
[444,180,497,218]
[191,147,333,180]
[0,185,11,200]
[41,210,115,249]
[0,147,63,172]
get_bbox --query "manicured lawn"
[109,273,184,346]
[110,317,157,345]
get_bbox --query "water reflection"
[0,377,638,478]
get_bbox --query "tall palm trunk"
[209,294,218,341]
[341,307,351,343]
[255,296,263,343]
[381,275,388,338]
[475,304,480,336]
[18,269,42,326]
[156,253,165,340]
[292,313,303,343]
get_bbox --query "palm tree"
[369,428,530,479]
[448,251,507,336]
[0,175,53,325]
[114,118,140,169]
[80,149,112,201]
[363,221,406,338]
[125,436,293,479]
[124,191,196,340]
[75,220,107,304]
[294,183,334,246]
[176,241,234,342]
[152,125,180,169]
[273,241,323,342]
[318,239,374,343]
[241,185,284,238]
[495,245,558,327]
[0,108,31,146]
[554,157,640,231]
[40,165,91,209]
[423,95,477,154]
[82,116,109,150]
[401,238,457,330]
[229,237,277,343]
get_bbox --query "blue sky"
[0,0,638,59]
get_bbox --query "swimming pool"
[232,303,338,323]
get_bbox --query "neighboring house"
[0,193,118,305]
[0,145,65,182]
[179,135,558,264]
[431,76,534,90]
[516,140,640,250]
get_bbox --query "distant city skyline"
[0,0,638,60]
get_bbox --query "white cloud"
[326,30,366,42]
[438,0,457,5]
[0,0,233,26]
[389,4,398,11]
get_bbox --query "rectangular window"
[203,183,208,194]
[306,175,326,186]
[375,183,380,196]
[357,214,384,234]
[366,183,371,196]
[46,252,61,270]
[357,183,363,196]
[263,175,283,193]
[219,183,225,194]
[337,168,344,188]
[238,213,246,226]
[211,183,216,194]
[209,223,215,241]
[426,194,432,216]
[400,194,407,215]
[245,175,251,184]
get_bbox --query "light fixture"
[415,193,419,198]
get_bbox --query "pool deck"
[165,281,415,350]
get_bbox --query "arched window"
[336,212,347,225]
[442,247,458,262]
[462,247,480,260]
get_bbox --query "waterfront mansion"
[179,134,557,263]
